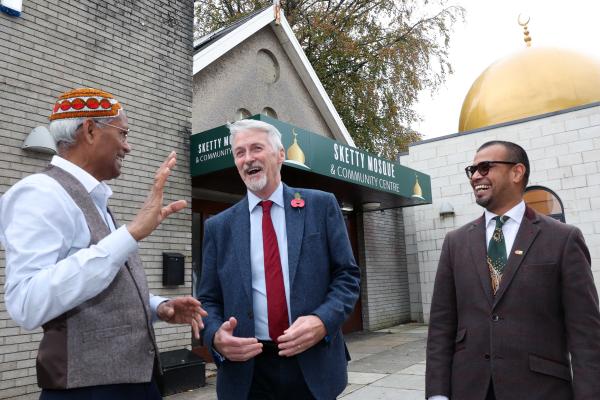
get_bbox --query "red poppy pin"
[291,192,305,209]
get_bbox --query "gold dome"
[459,47,600,132]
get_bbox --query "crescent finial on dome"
[518,14,532,47]
[458,14,600,133]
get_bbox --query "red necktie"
[260,200,290,342]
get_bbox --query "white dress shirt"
[428,201,526,400]
[248,183,291,340]
[0,156,166,331]
[484,200,526,256]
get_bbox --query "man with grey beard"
[198,119,360,400]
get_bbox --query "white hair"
[49,117,86,147]
[49,111,123,152]
[227,119,284,152]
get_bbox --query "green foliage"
[195,0,464,159]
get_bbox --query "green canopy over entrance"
[190,115,431,210]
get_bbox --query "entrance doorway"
[191,199,232,362]
[341,212,363,334]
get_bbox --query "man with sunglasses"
[426,140,600,400]
[0,88,207,399]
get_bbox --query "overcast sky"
[412,0,600,139]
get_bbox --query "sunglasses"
[465,161,517,179]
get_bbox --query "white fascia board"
[193,8,275,75]
[273,16,356,147]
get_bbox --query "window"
[261,107,277,119]
[524,186,565,222]
[256,49,280,84]
[235,108,251,120]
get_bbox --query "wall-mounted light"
[0,0,22,17]
[439,202,455,217]
[362,202,381,211]
[340,202,354,212]
[22,126,57,155]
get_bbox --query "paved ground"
[166,323,428,400]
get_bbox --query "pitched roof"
[194,7,266,51]
[192,6,356,146]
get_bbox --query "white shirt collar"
[247,183,284,212]
[485,200,526,227]
[50,155,113,198]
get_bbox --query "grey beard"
[244,174,267,193]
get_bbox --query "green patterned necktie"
[487,215,509,295]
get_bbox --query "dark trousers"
[39,381,162,400]
[248,341,315,400]
[486,381,496,400]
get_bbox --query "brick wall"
[0,1,194,398]
[358,208,411,330]
[400,104,600,323]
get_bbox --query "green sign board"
[190,115,431,203]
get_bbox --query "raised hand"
[127,151,187,241]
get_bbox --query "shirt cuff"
[98,225,138,264]
[429,396,449,400]
[212,347,226,364]
[150,294,170,322]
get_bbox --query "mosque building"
[188,5,433,359]
[0,2,431,396]
[2,2,600,397]
[399,20,600,322]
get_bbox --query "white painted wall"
[400,104,600,322]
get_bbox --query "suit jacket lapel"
[234,197,253,303]
[493,207,540,308]
[469,215,494,307]
[283,185,305,288]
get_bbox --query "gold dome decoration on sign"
[458,16,600,132]
[412,175,424,200]
[285,129,310,169]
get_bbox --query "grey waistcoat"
[36,165,158,389]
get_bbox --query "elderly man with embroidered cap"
[0,88,207,400]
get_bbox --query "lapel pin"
[291,192,305,209]
[514,250,523,255]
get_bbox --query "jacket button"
[491,314,499,322]
[247,311,254,320]
[484,354,490,360]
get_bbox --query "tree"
[194,1,464,160]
